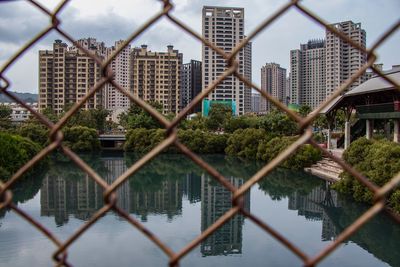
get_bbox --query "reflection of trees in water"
[0,166,46,223]
[258,168,323,200]
[288,184,400,267]
[323,197,400,267]
[4,153,398,266]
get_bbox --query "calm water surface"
[0,153,398,267]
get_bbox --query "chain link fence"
[0,0,399,266]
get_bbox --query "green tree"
[179,113,208,130]
[87,108,110,132]
[225,128,269,158]
[299,105,312,117]
[224,115,259,133]
[119,101,163,129]
[333,138,400,213]
[206,103,232,131]
[17,123,49,147]
[334,109,346,130]
[63,126,100,152]
[313,114,328,131]
[257,109,298,136]
[256,136,321,170]
[0,104,12,130]
[0,132,45,182]
[41,107,59,123]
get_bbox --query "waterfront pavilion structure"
[320,67,400,149]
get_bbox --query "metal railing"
[0,1,399,266]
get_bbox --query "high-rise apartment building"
[131,45,182,114]
[251,92,260,113]
[285,76,291,105]
[103,40,131,111]
[243,41,252,113]
[181,60,202,112]
[201,174,250,256]
[326,21,367,97]
[260,63,286,112]
[202,6,251,115]
[39,39,104,114]
[290,39,326,109]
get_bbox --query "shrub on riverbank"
[124,128,320,170]
[225,128,270,158]
[333,138,400,213]
[257,136,322,170]
[0,132,44,181]
[225,129,321,170]
[124,128,229,154]
[63,126,100,152]
[18,123,49,147]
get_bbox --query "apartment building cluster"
[38,6,254,118]
[39,39,196,118]
[289,21,367,109]
[38,7,372,118]
[251,20,369,113]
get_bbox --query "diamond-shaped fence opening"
[0,0,399,266]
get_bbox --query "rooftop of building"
[320,66,400,114]
[346,68,400,96]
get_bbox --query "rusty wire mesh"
[0,0,399,266]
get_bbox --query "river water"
[0,153,398,267]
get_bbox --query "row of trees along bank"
[0,103,324,177]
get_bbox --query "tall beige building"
[39,39,104,114]
[290,40,326,109]
[202,6,251,115]
[326,21,367,97]
[260,63,286,112]
[131,45,182,114]
[104,40,131,111]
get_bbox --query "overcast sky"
[0,0,399,94]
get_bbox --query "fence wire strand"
[0,0,399,266]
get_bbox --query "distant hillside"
[0,92,38,103]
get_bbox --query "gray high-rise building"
[290,39,326,109]
[243,41,252,113]
[326,21,367,97]
[202,6,251,115]
[260,63,287,112]
[251,92,260,113]
[285,76,291,106]
[181,60,202,113]
[290,21,367,110]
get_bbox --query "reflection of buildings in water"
[40,158,185,224]
[130,180,183,222]
[201,175,250,256]
[288,184,340,241]
[102,158,131,212]
[41,174,103,225]
[289,185,400,267]
[103,157,183,221]
[182,173,201,204]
